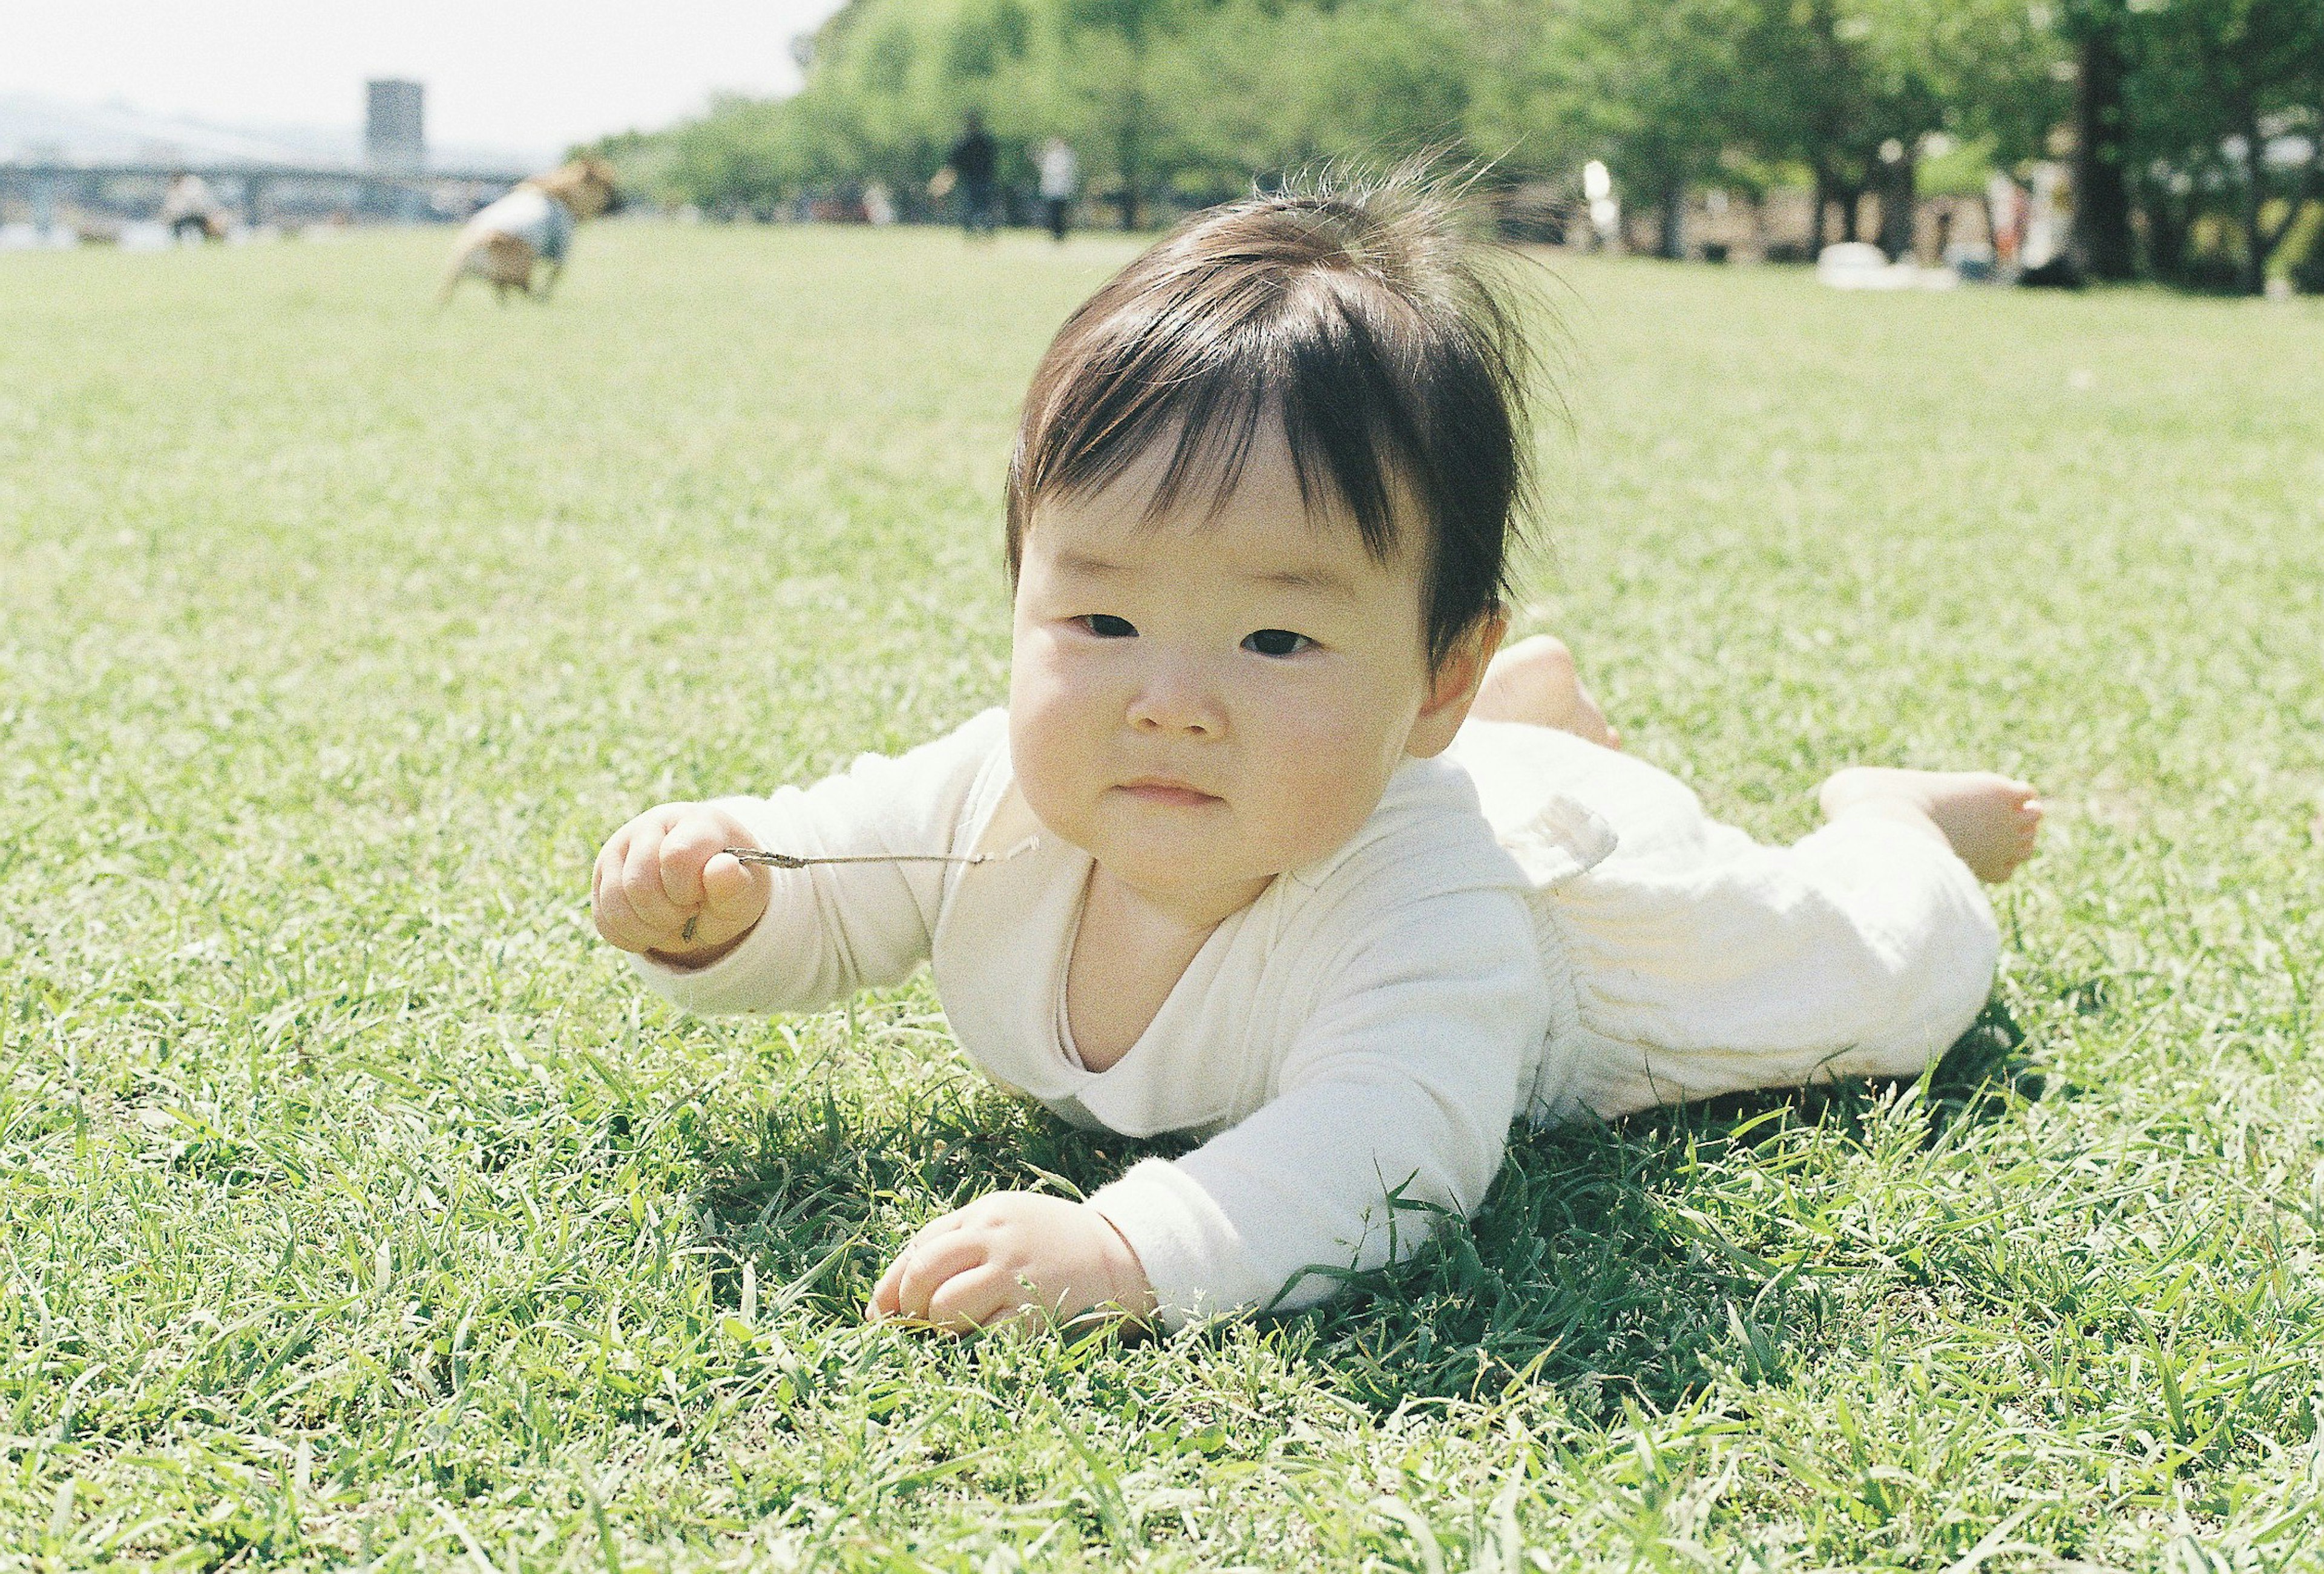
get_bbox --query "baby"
[592,172,2041,1333]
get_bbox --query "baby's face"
[1009,427,1479,923]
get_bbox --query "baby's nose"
[1128,662,1223,735]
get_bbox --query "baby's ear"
[1408,609,1506,760]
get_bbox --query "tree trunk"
[1115,89,1145,232]
[1656,180,1686,259]
[1838,185,1863,243]
[2071,25,2138,280]
[2137,176,2187,282]
[2237,107,2268,294]
[1810,166,1832,255]
[1877,147,1918,262]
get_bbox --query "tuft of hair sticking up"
[1006,161,1550,671]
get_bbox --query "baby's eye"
[1078,614,1137,638]
[1242,628,1312,658]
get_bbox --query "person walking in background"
[160,171,223,243]
[1037,136,1080,243]
[934,112,1000,239]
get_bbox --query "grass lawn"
[2,222,2322,1571]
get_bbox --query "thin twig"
[677,839,1038,943]
[723,847,1005,869]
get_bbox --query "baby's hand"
[868,1191,1155,1333]
[591,802,772,966]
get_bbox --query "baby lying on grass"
[592,170,2040,1332]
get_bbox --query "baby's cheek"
[1008,676,1094,798]
[1010,711,1095,846]
[1247,710,1398,861]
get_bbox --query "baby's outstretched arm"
[867,1191,1155,1332]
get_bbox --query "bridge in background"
[0,160,534,230]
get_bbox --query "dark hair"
[1005,165,1545,670]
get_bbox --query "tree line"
[594,0,2324,292]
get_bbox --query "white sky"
[9,0,850,152]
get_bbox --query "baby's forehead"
[1026,464,1431,621]
[1034,416,1426,571]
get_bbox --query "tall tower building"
[365,79,425,172]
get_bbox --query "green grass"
[2,223,2322,1570]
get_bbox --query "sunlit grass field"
[3,222,2322,1570]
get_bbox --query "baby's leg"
[1538,764,2032,1123]
[1471,634,1620,749]
[1818,768,2043,883]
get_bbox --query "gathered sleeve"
[1542,812,2001,1121]
[1087,884,1548,1326]
[628,709,1008,1016]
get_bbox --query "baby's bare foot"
[1473,634,1621,749]
[1818,767,2043,883]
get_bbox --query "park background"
[5,2,2324,1570]
[592,0,2324,295]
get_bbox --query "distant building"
[366,79,425,172]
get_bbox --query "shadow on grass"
[681,1067,1193,1316]
[1288,995,2044,1415]
[677,996,2043,1417]
[1923,995,2043,1139]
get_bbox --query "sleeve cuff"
[1088,1159,1256,1330]
[625,918,779,1014]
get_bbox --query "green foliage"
[596,0,2319,289]
[4,221,2324,1570]
[2109,0,2324,289]
[629,1,1531,219]
[1526,0,1756,252]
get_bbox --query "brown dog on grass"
[438,159,618,304]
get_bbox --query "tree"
[1544,0,1755,258]
[2061,0,2138,280]
[2120,0,2324,291]
[1734,0,2064,259]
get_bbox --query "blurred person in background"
[934,111,999,239]
[161,171,224,243]
[1038,136,1080,243]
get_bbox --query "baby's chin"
[1026,784,1364,899]
[1093,825,1353,901]
[1051,822,1268,901]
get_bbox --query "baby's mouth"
[1115,777,1222,808]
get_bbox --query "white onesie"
[634,710,1998,1325]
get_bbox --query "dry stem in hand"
[677,840,1037,941]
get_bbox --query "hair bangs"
[1020,268,1431,564]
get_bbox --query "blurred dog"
[438,159,618,304]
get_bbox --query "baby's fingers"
[927,1267,1027,1332]
[868,1212,957,1322]
[655,814,731,909]
[700,849,769,923]
[590,831,628,930]
[868,1253,905,1320]
[619,830,690,934]
[896,1237,987,1317]
[592,879,665,953]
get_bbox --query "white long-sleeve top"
[634,710,1998,1325]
